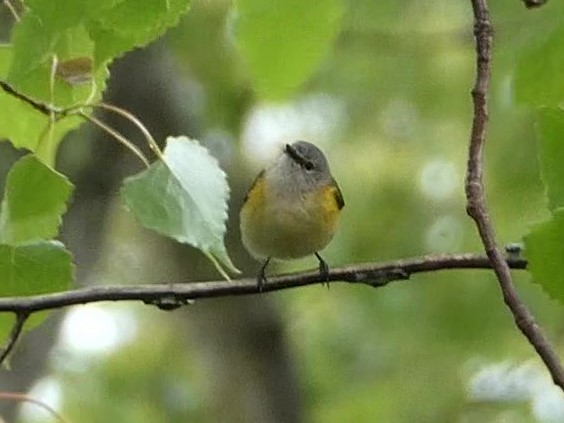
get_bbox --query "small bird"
[240,141,344,291]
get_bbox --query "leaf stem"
[203,251,231,282]
[78,112,150,168]
[70,102,163,159]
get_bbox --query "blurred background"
[1,0,564,421]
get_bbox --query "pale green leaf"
[0,240,74,338]
[235,0,344,100]
[0,45,10,74]
[25,0,119,31]
[514,26,564,107]
[0,155,73,244]
[88,0,191,65]
[524,210,564,303]
[535,107,564,211]
[7,16,103,108]
[0,241,73,296]
[1,15,106,162]
[122,136,240,278]
[1,0,190,162]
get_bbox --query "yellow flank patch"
[316,185,342,234]
[240,178,343,260]
[242,173,266,216]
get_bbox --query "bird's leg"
[315,252,330,288]
[257,257,271,292]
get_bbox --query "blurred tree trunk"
[184,296,303,423]
[0,40,301,421]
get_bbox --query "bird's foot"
[316,253,330,289]
[257,257,271,293]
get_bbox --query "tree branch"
[0,313,28,366]
[0,80,56,116]
[465,0,564,389]
[0,253,526,313]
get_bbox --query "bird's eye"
[304,161,314,171]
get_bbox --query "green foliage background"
[1,0,564,422]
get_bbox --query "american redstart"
[240,141,344,291]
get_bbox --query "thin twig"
[0,312,29,366]
[0,253,526,313]
[465,0,564,389]
[0,80,56,116]
[0,392,70,423]
[95,103,162,158]
[79,112,150,167]
[0,79,156,166]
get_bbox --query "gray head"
[284,141,330,174]
[266,141,332,194]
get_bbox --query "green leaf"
[0,155,73,245]
[0,241,74,337]
[1,14,107,163]
[0,241,73,296]
[122,136,240,279]
[524,210,564,302]
[0,155,74,339]
[1,0,190,163]
[25,0,119,31]
[514,25,564,107]
[535,107,564,211]
[88,0,191,65]
[0,45,10,73]
[235,0,344,100]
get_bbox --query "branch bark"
[0,253,526,313]
[0,313,28,365]
[466,0,564,390]
[0,80,54,115]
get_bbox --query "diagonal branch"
[0,81,55,116]
[0,253,526,313]
[0,312,29,367]
[465,0,564,389]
